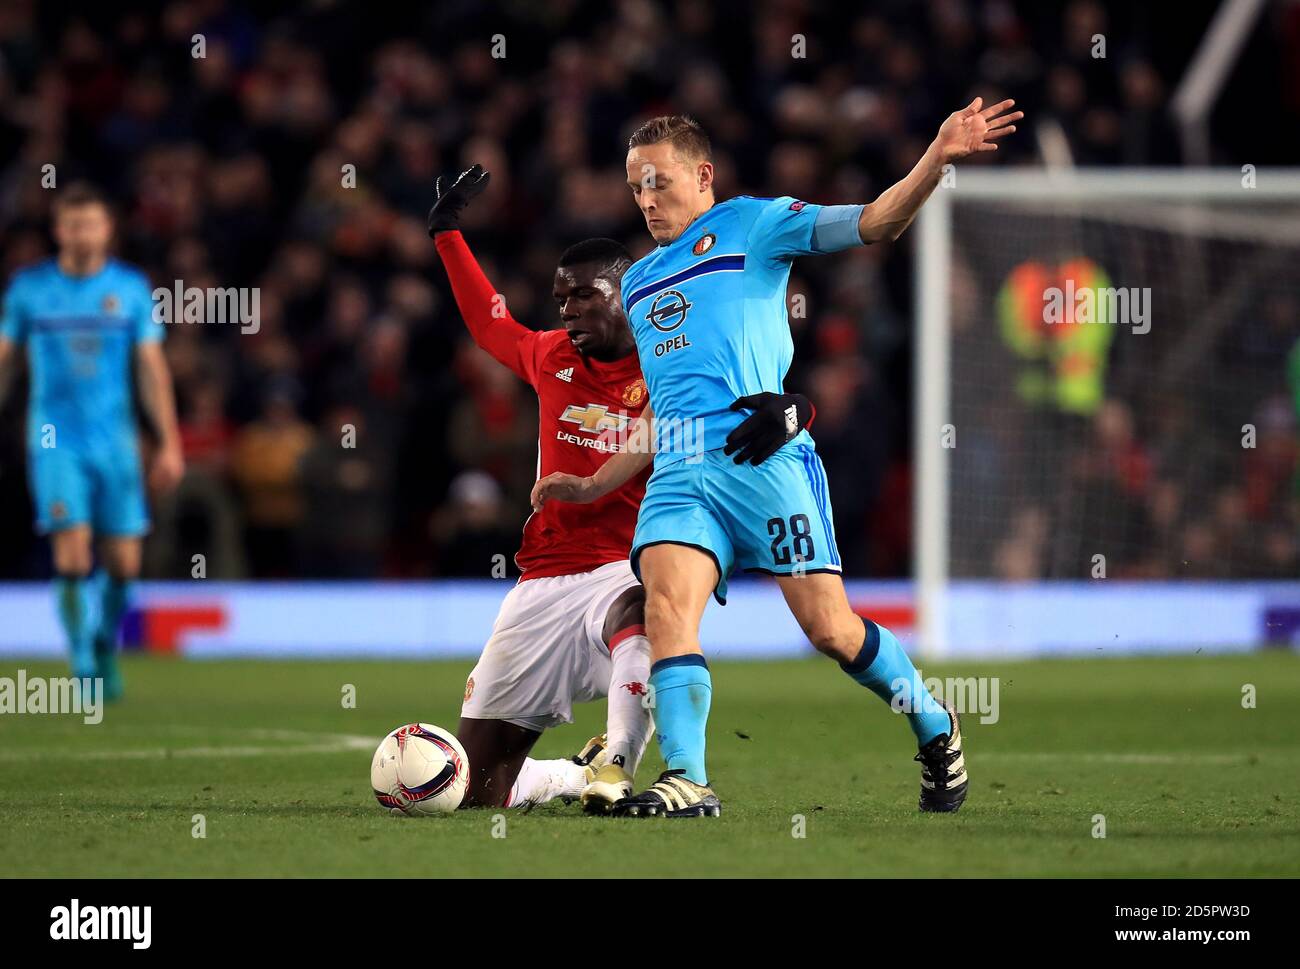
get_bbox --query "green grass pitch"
[1,653,1297,877]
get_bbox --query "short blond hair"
[627,114,712,162]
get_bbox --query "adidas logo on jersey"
[556,367,574,383]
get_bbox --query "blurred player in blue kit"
[535,99,1022,816]
[0,183,184,697]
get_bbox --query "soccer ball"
[371,723,469,816]
[370,727,407,814]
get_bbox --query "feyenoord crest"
[692,232,716,256]
[102,293,121,314]
[622,378,647,407]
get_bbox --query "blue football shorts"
[630,442,841,603]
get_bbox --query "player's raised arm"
[857,97,1021,244]
[531,401,656,511]
[429,165,542,383]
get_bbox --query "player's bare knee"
[55,561,92,579]
[53,544,93,577]
[99,539,142,581]
[102,547,140,580]
[644,587,690,643]
[804,616,863,663]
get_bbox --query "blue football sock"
[648,654,712,785]
[55,575,96,678]
[840,617,951,746]
[96,573,131,654]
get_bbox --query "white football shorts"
[460,560,640,731]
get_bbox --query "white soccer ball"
[372,723,469,815]
[370,728,407,815]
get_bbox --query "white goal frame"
[912,167,1300,657]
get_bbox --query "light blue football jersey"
[1,258,161,450]
[621,195,862,464]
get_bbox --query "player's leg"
[601,584,653,771]
[456,716,597,809]
[743,443,966,811]
[50,525,96,679]
[580,580,655,812]
[33,444,97,678]
[95,537,141,702]
[776,571,967,811]
[609,459,733,818]
[457,716,535,807]
[611,542,723,817]
[774,570,949,737]
[640,543,715,772]
[457,574,607,809]
[91,443,150,700]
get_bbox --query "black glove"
[724,392,816,465]
[427,164,491,236]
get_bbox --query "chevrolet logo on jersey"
[559,403,629,434]
[646,289,692,332]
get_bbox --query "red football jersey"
[436,231,650,580]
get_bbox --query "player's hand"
[149,444,185,493]
[933,97,1022,162]
[531,472,598,511]
[725,392,815,466]
[427,164,491,236]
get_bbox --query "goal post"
[914,168,1300,657]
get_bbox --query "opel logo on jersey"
[647,289,692,332]
[559,403,629,434]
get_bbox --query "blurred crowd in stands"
[1,0,1297,579]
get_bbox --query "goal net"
[914,169,1300,653]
